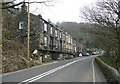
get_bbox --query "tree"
[81,0,120,70]
[1,0,56,72]
[1,0,54,14]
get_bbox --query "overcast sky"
[16,0,96,23]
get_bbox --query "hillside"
[2,39,28,73]
[58,22,93,43]
[2,9,42,73]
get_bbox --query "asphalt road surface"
[2,56,107,83]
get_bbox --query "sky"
[16,0,96,23]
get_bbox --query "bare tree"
[0,0,54,14]
[1,0,56,72]
[81,0,120,70]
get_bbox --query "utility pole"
[19,0,27,43]
[27,0,30,68]
[0,1,2,81]
[20,0,30,68]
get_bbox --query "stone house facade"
[19,4,78,62]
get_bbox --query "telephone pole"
[27,0,30,68]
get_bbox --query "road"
[2,56,107,83]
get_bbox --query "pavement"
[2,55,107,83]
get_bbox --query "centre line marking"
[18,58,88,84]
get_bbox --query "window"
[55,40,58,48]
[44,23,47,31]
[63,34,65,40]
[60,32,61,38]
[60,32,62,38]
[55,29,58,37]
[44,36,48,47]
[50,27,53,34]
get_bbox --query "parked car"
[92,51,100,55]
[92,52,96,55]
[79,53,82,57]
[82,53,90,56]
[58,57,60,60]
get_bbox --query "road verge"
[95,57,120,83]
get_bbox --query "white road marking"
[92,59,96,83]
[18,58,88,84]
[2,61,58,76]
